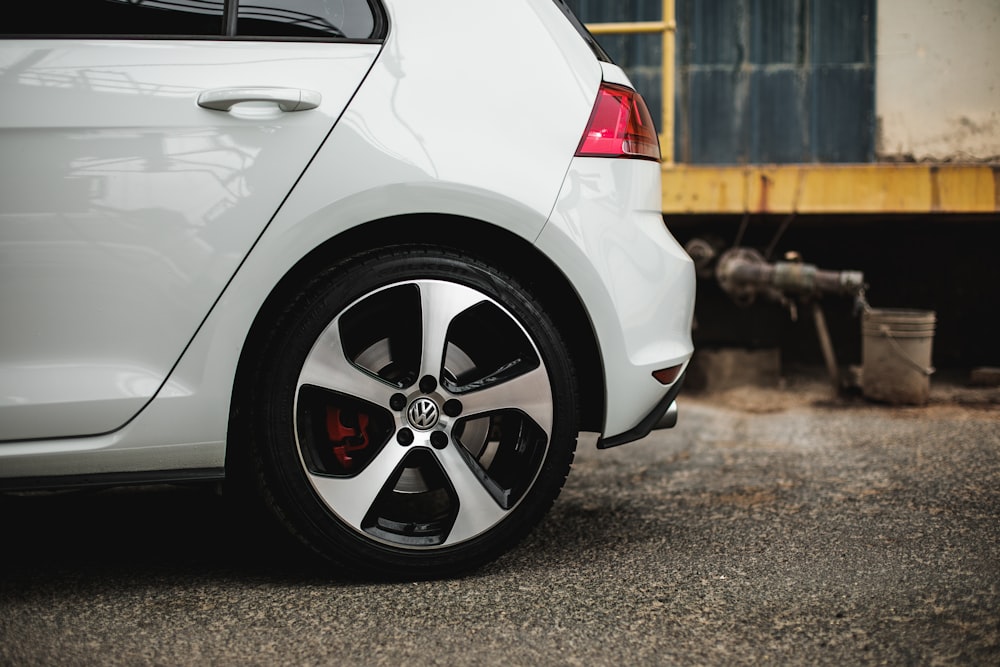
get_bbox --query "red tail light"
[575,82,660,161]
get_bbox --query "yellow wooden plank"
[662,164,999,214]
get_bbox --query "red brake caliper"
[326,407,371,470]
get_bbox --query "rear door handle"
[197,87,322,112]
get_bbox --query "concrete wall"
[876,0,1000,162]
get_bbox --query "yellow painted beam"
[586,21,669,34]
[661,0,675,166]
[662,164,1000,214]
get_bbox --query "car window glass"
[237,0,375,39]
[5,0,225,37]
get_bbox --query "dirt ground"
[686,368,1000,418]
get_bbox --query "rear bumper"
[536,157,696,439]
[597,372,686,449]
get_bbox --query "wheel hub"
[406,396,440,430]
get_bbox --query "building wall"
[876,0,1000,161]
[571,1,999,369]
[674,0,875,164]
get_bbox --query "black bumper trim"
[597,373,686,449]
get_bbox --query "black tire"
[244,245,579,578]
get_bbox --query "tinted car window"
[237,0,376,39]
[5,0,225,37]
[2,0,378,40]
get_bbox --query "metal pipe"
[710,246,864,391]
[716,248,865,299]
[663,0,675,165]
[586,21,669,34]
[655,400,679,429]
[812,303,840,391]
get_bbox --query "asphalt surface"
[2,376,998,666]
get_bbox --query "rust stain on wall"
[758,174,771,213]
[929,165,942,212]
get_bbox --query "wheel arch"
[227,214,606,472]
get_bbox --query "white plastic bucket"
[861,308,936,405]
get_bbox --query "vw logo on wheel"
[407,397,440,430]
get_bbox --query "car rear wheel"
[244,245,579,578]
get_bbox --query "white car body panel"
[538,157,695,436]
[0,0,694,482]
[0,40,380,441]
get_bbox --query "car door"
[0,0,385,441]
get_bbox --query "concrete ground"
[1,373,997,665]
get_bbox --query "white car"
[0,0,695,577]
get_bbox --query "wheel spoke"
[417,281,483,382]
[290,272,566,559]
[306,441,410,530]
[298,319,395,406]
[454,364,553,433]
[434,444,509,545]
